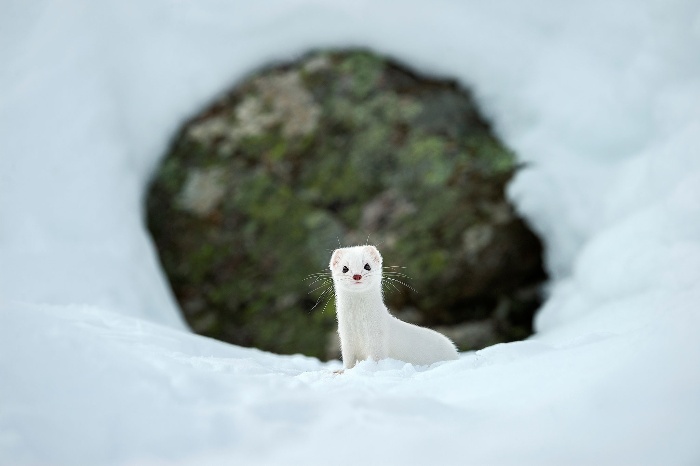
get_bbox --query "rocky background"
[146,50,547,360]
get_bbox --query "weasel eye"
[342,266,349,273]
[364,263,371,271]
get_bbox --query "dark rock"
[435,320,500,351]
[146,49,547,359]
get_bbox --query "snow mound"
[1,0,700,464]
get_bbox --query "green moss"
[339,52,383,99]
[146,49,545,359]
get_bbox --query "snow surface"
[2,0,700,464]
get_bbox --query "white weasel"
[330,245,459,369]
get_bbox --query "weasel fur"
[330,245,459,368]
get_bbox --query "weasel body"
[330,245,459,369]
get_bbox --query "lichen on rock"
[254,71,321,137]
[178,167,227,216]
[147,49,547,359]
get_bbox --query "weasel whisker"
[384,271,413,279]
[320,292,335,314]
[307,278,330,289]
[303,272,331,281]
[308,280,334,294]
[383,276,418,294]
[309,285,334,312]
[383,280,402,295]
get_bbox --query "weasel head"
[329,245,383,293]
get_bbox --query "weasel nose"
[353,274,362,281]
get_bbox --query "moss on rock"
[146,49,547,359]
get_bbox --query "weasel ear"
[364,245,382,264]
[330,249,344,269]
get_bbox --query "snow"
[2,0,700,465]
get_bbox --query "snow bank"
[3,298,698,465]
[1,0,700,464]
